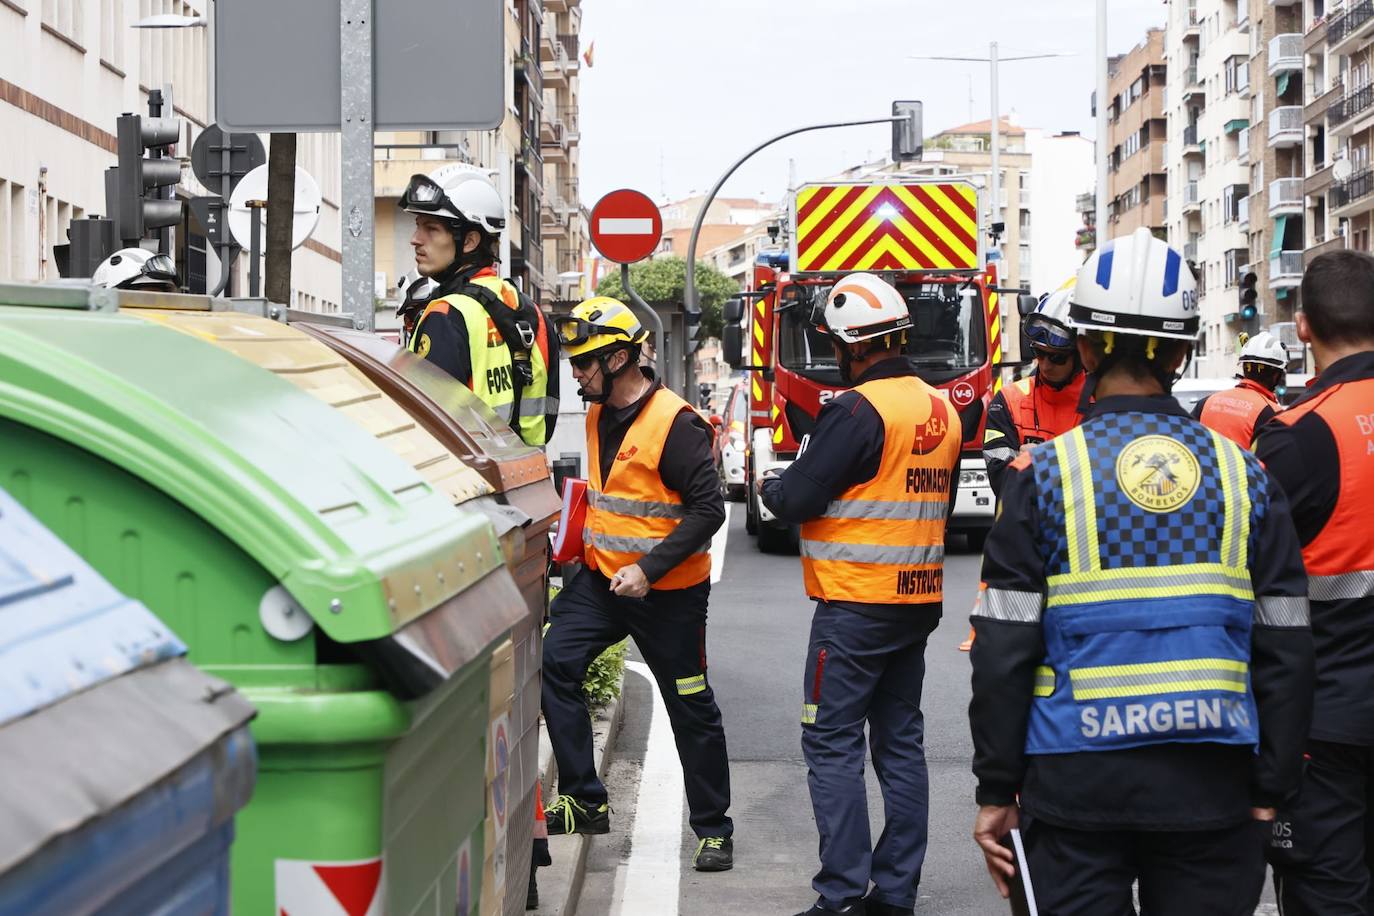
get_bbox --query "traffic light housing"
[891,100,923,162]
[1238,270,1258,322]
[685,304,704,355]
[116,113,183,245]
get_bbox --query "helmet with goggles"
[399,163,505,236]
[556,296,648,359]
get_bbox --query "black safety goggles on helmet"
[1023,313,1075,351]
[141,253,176,280]
[555,316,634,350]
[1032,346,1073,366]
[399,174,461,217]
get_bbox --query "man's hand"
[758,467,781,488]
[1252,806,1277,822]
[973,804,1020,898]
[609,564,650,598]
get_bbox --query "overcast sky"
[577,0,1166,209]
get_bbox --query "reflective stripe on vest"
[584,387,712,589]
[799,375,961,605]
[410,275,552,446]
[1024,416,1263,756]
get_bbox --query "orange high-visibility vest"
[584,387,712,590]
[800,376,962,604]
[1198,379,1278,449]
[1005,372,1087,444]
[1274,377,1374,598]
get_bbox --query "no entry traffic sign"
[590,189,662,264]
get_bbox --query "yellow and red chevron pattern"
[793,181,979,273]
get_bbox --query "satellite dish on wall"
[227,165,321,251]
[1333,157,1354,182]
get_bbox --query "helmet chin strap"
[576,347,636,404]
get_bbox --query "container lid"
[124,307,493,507]
[0,486,256,875]
[295,323,552,493]
[0,305,505,644]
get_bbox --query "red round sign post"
[590,189,663,264]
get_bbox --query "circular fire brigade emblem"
[1116,435,1200,513]
[416,334,432,358]
[951,381,976,407]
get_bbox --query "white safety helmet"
[399,163,505,236]
[1023,278,1077,351]
[817,272,912,345]
[1239,330,1288,369]
[91,247,177,292]
[1069,227,1199,341]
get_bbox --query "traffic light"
[685,304,704,355]
[115,113,183,245]
[1238,270,1258,322]
[891,100,923,162]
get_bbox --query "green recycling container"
[0,283,529,915]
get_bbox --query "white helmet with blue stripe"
[1024,278,1077,351]
[1069,227,1199,341]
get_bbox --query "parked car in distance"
[718,379,748,501]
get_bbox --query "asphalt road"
[571,509,1280,915]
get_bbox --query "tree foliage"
[594,256,738,339]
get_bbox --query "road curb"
[533,666,628,916]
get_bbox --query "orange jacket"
[584,387,712,590]
[1195,379,1279,449]
[799,376,961,604]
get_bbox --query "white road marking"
[598,217,655,235]
[616,661,683,916]
[710,503,732,585]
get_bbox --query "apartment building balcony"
[540,34,577,86]
[1238,126,1250,165]
[1332,168,1374,216]
[1183,240,1198,262]
[1305,235,1345,266]
[1306,80,1343,123]
[1305,13,1329,52]
[1183,4,1200,39]
[1269,0,1299,8]
[545,0,567,11]
[1183,124,1203,156]
[1182,67,1206,104]
[1269,178,1305,216]
[1182,181,1202,214]
[1238,195,1249,230]
[1330,0,1374,57]
[1268,34,1303,75]
[1268,106,1304,147]
[1270,250,1304,288]
[1330,83,1374,137]
[1306,162,1335,196]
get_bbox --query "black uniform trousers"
[1020,816,1267,916]
[1272,740,1374,914]
[542,567,733,838]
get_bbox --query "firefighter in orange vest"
[1194,330,1287,448]
[760,273,962,916]
[1256,250,1374,913]
[541,297,734,873]
[983,280,1091,497]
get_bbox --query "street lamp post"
[910,45,1071,260]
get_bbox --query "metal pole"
[1096,0,1110,244]
[990,41,1000,253]
[341,0,375,332]
[621,262,668,386]
[684,115,908,320]
[248,199,264,298]
[209,136,233,297]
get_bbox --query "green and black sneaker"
[544,794,610,836]
[692,836,733,872]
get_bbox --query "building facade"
[1106,29,1168,240]
[0,0,343,308]
[1166,0,1252,374]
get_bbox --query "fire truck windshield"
[777,280,987,385]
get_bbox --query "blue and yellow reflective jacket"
[1024,410,1268,755]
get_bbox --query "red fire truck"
[721,178,1026,552]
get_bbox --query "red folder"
[551,477,589,564]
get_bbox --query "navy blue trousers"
[542,567,733,838]
[802,600,938,910]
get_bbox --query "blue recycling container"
[0,486,257,916]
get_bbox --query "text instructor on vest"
[540,297,735,873]
[761,273,961,916]
[399,163,558,447]
[970,228,1314,914]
